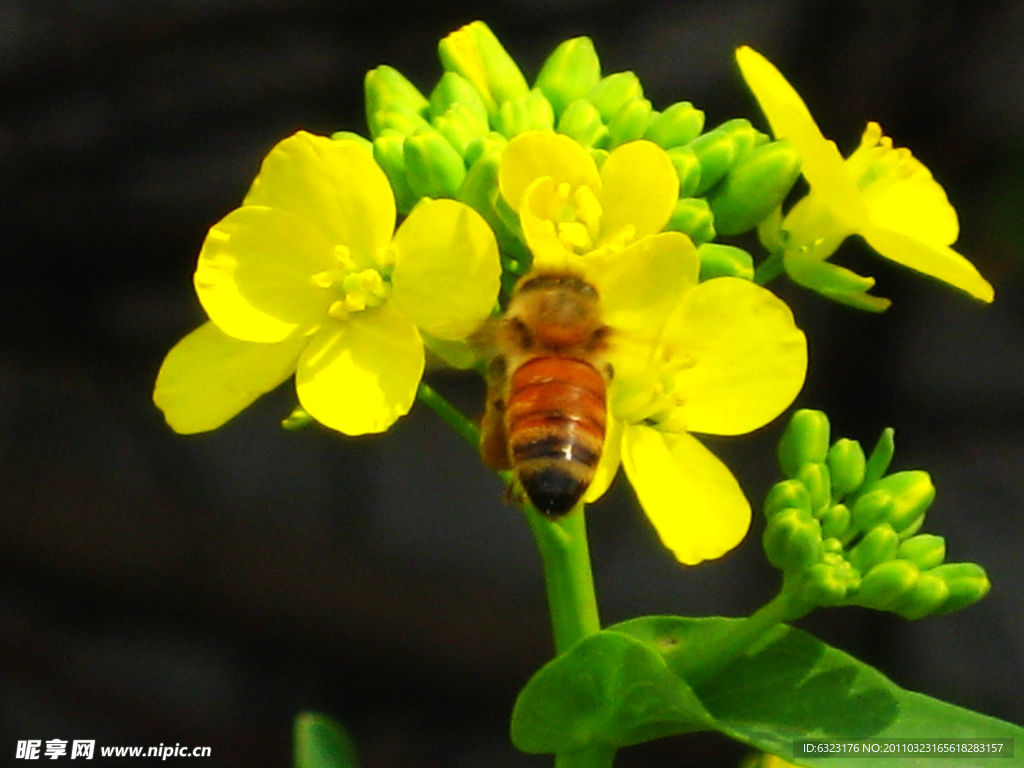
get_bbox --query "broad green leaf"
[510,630,714,754]
[613,616,1023,767]
[294,712,359,768]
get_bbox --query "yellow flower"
[498,129,805,565]
[498,131,679,271]
[154,131,500,435]
[584,238,807,565]
[736,46,993,306]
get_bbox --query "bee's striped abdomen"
[505,356,607,516]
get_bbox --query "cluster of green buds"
[357,21,802,287]
[763,409,990,620]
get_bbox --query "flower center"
[614,347,696,431]
[311,244,392,322]
[845,122,928,201]
[550,181,603,254]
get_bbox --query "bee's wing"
[480,353,511,470]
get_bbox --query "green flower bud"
[644,101,705,148]
[281,405,313,431]
[534,36,601,117]
[329,131,373,150]
[763,507,823,573]
[849,488,894,533]
[438,21,529,116]
[706,139,802,235]
[820,503,851,539]
[698,243,754,281]
[784,250,891,313]
[433,103,489,157]
[778,409,831,478]
[764,479,812,519]
[757,205,784,253]
[801,562,854,606]
[864,427,896,486]
[587,71,643,122]
[688,118,757,195]
[365,65,430,137]
[931,562,991,614]
[857,559,920,611]
[894,573,950,620]
[369,109,432,137]
[495,88,555,138]
[456,145,501,221]
[557,98,609,148]
[372,132,416,213]
[797,462,831,516]
[897,534,946,571]
[665,146,702,197]
[463,131,507,168]
[848,524,900,575]
[865,471,935,533]
[404,128,467,199]
[429,72,489,126]
[666,197,715,245]
[607,98,653,146]
[827,438,867,500]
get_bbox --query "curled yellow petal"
[735,46,864,222]
[390,198,501,340]
[862,227,994,303]
[295,304,424,435]
[658,277,807,436]
[622,425,751,566]
[153,322,304,434]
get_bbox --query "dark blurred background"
[1,1,1021,766]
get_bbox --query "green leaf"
[612,617,1024,767]
[294,712,359,768]
[510,630,714,754]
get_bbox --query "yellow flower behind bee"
[498,131,679,271]
[154,131,501,435]
[736,45,993,307]
[498,129,806,565]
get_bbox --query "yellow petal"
[622,425,751,565]
[295,304,424,435]
[735,47,865,223]
[590,232,700,348]
[861,226,994,302]
[390,198,501,340]
[194,206,334,343]
[660,277,807,435]
[863,165,959,247]
[598,140,678,240]
[583,414,623,504]
[498,131,600,213]
[243,132,396,268]
[153,321,304,434]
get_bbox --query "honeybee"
[480,271,612,516]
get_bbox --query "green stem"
[686,591,796,690]
[754,250,785,285]
[525,502,602,654]
[416,381,480,448]
[418,381,605,765]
